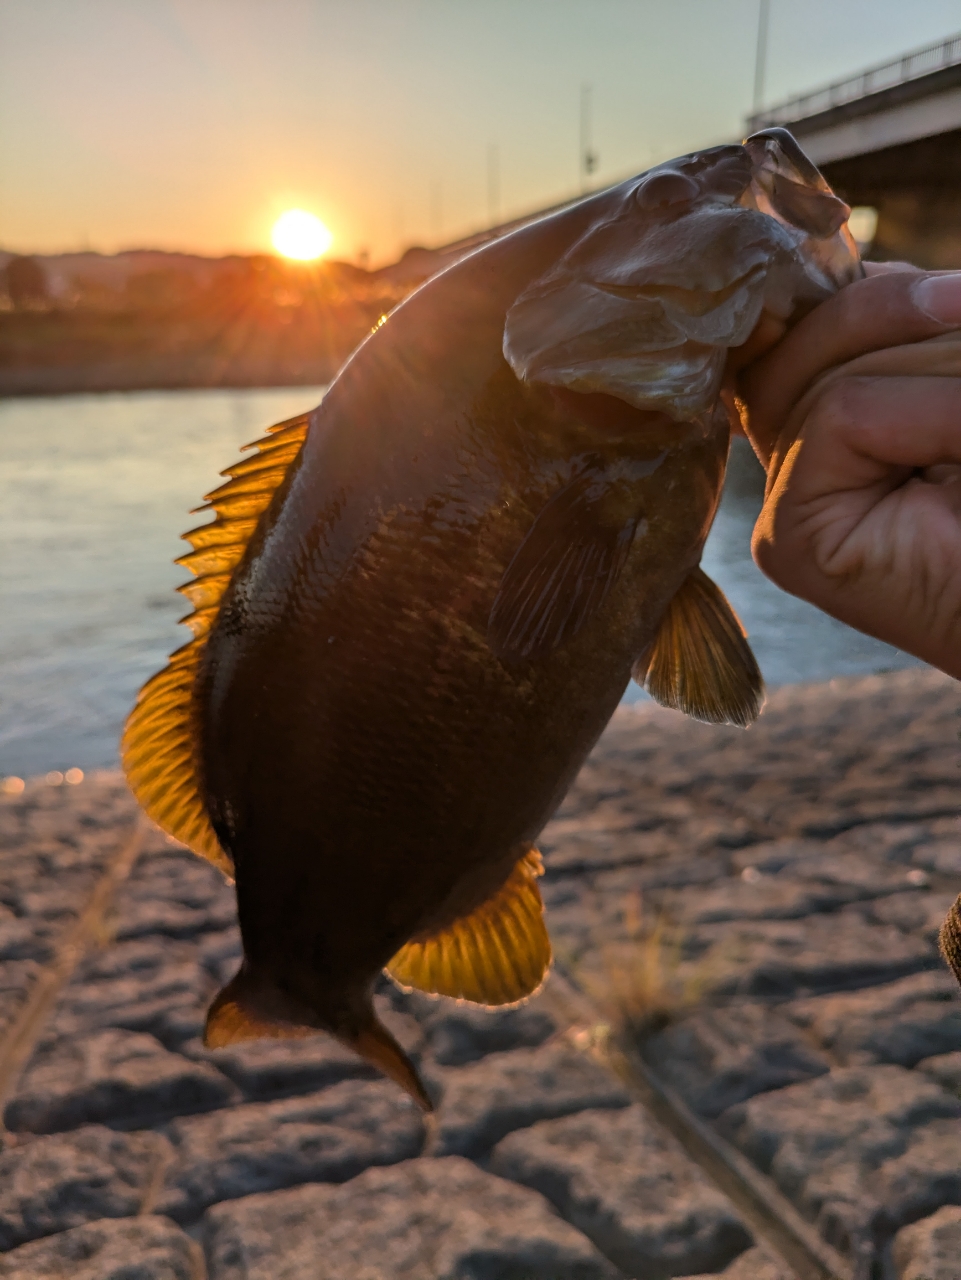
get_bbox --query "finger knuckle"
[806,376,869,439]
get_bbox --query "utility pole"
[753,0,770,118]
[487,144,500,228]
[430,180,442,244]
[580,83,598,193]
[393,203,406,257]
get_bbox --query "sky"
[2,0,961,266]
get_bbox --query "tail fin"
[204,964,433,1112]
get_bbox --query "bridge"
[383,31,961,286]
[747,32,961,268]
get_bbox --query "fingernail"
[912,273,961,325]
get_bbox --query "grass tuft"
[578,890,705,1039]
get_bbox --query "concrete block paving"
[2,667,961,1278]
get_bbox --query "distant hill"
[0,249,430,396]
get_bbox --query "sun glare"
[272,209,333,261]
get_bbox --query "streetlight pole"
[753,0,770,118]
[580,83,598,193]
[487,144,500,228]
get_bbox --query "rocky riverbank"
[1,667,961,1279]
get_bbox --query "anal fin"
[386,848,552,1005]
[633,566,764,727]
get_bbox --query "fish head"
[503,131,861,422]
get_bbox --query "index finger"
[739,268,961,463]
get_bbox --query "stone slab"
[644,1004,830,1118]
[4,1029,235,1133]
[547,671,961,863]
[677,1245,797,1279]
[113,850,236,941]
[0,959,41,1037]
[203,1155,622,1279]
[6,672,961,1277]
[187,1032,379,1100]
[892,1204,961,1280]
[48,938,215,1047]
[420,999,558,1066]
[427,1041,630,1158]
[156,1077,425,1221]
[196,927,243,986]
[916,1049,961,1094]
[0,1125,166,1250]
[491,1104,751,1278]
[113,898,237,942]
[912,840,961,877]
[718,1065,961,1269]
[784,970,961,1067]
[0,1214,201,1280]
[683,914,935,999]
[863,891,960,942]
[659,849,926,926]
[0,918,56,963]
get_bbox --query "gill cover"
[502,131,862,419]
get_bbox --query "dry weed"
[577,890,706,1039]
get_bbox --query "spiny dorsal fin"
[386,848,552,1005]
[633,566,764,727]
[121,412,312,875]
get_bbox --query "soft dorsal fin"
[121,412,312,875]
[386,847,552,1005]
[633,567,764,727]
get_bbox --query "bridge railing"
[747,31,961,131]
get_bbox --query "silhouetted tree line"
[0,253,427,393]
[2,256,49,309]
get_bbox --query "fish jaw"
[502,131,860,422]
[203,962,433,1112]
[743,127,862,293]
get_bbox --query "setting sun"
[271,209,333,261]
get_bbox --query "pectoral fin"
[489,473,640,661]
[386,848,552,1005]
[634,567,763,726]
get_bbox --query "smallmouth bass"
[123,129,861,1108]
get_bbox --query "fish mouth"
[502,131,860,422]
[591,269,766,318]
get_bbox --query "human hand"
[737,266,961,679]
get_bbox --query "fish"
[122,128,861,1110]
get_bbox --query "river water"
[0,387,922,778]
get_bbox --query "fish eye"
[634,170,700,212]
